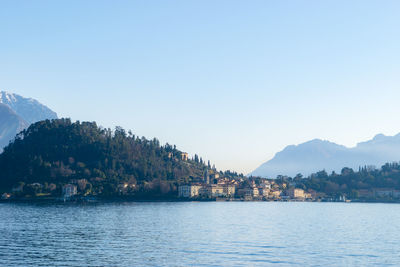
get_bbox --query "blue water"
[0,202,399,266]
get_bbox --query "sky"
[1,0,400,174]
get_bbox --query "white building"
[62,184,77,198]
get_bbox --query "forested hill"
[0,119,213,197]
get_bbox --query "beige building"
[179,183,236,199]
[252,187,259,197]
[181,152,189,161]
[211,173,220,179]
[178,185,202,198]
[237,187,259,198]
[287,188,305,199]
[208,184,224,197]
[199,184,236,198]
[269,190,282,198]
[222,184,236,197]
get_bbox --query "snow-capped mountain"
[0,91,57,125]
[251,134,400,178]
[0,91,58,149]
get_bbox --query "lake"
[1,202,399,266]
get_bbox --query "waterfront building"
[269,190,282,199]
[374,188,393,198]
[259,188,270,197]
[252,186,259,197]
[204,184,226,198]
[304,192,312,199]
[357,189,374,198]
[62,184,77,198]
[222,184,236,197]
[237,187,259,198]
[287,188,305,199]
[237,188,252,199]
[393,190,400,199]
[178,185,202,198]
[209,184,224,197]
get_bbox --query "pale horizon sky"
[1,0,400,174]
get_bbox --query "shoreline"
[2,197,400,204]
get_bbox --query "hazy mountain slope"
[0,91,57,125]
[0,104,28,148]
[251,134,400,178]
[353,133,400,167]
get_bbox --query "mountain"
[0,91,57,125]
[0,91,57,149]
[251,134,400,178]
[0,104,28,148]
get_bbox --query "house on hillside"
[181,152,189,161]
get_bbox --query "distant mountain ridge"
[251,134,400,178]
[0,91,57,149]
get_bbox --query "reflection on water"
[0,202,399,266]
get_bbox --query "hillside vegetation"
[0,119,212,198]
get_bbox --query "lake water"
[1,202,399,266]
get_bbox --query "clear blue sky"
[1,0,400,174]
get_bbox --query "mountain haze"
[251,134,400,178]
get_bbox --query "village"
[178,169,316,201]
[177,169,400,202]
